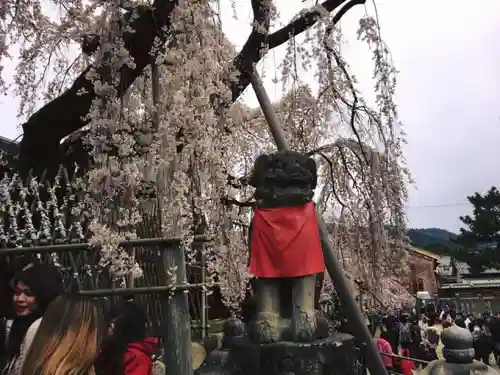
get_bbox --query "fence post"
[200,249,207,339]
[163,244,193,375]
[127,247,136,288]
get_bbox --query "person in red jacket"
[95,300,158,375]
[400,348,416,375]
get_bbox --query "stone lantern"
[424,324,500,375]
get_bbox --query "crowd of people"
[0,258,159,375]
[5,257,500,375]
[367,306,500,373]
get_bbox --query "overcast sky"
[1,0,499,232]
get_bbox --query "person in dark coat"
[0,263,64,374]
[491,315,500,365]
[383,313,399,353]
[0,256,40,319]
[472,318,493,365]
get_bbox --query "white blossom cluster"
[88,221,143,280]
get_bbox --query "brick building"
[407,247,440,296]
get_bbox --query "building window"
[417,278,424,291]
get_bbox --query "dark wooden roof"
[0,135,19,156]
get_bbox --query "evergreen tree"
[454,187,500,272]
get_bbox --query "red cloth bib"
[249,202,324,278]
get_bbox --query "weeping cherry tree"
[0,0,413,310]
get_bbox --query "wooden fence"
[0,164,220,324]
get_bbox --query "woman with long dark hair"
[95,300,158,375]
[0,263,64,375]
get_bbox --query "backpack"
[472,327,482,341]
[399,323,412,343]
[152,360,165,375]
[472,326,489,343]
[426,327,439,347]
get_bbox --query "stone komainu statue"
[248,150,324,343]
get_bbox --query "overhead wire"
[405,202,470,209]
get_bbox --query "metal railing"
[356,346,430,375]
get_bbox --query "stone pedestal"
[424,324,500,375]
[225,333,355,375]
[196,316,356,375]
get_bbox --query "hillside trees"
[0,0,411,309]
[407,228,458,255]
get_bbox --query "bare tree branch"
[323,1,370,166]
[230,0,362,101]
[268,0,364,49]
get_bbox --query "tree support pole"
[250,71,389,375]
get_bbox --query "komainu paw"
[291,310,317,342]
[250,312,282,343]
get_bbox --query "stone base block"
[226,333,356,375]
